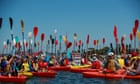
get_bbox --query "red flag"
[33,26,38,38]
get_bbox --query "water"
[1,71,140,84]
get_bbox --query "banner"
[72,52,81,65]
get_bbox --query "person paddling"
[91,56,101,69]
[127,58,140,76]
[104,52,121,73]
[19,57,30,72]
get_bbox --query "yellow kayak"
[130,56,140,61]
[18,72,33,77]
[70,64,91,69]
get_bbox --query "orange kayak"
[82,70,140,79]
[0,75,27,83]
[32,70,57,77]
[48,65,71,71]
[70,68,99,73]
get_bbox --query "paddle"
[122,70,128,80]
[0,17,2,29]
[21,19,25,57]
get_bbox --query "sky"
[0,0,140,53]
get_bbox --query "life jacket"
[92,60,101,69]
[64,58,69,65]
[0,61,6,72]
[22,62,30,72]
[118,58,124,68]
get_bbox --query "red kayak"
[82,70,140,79]
[48,65,70,71]
[0,75,27,83]
[70,68,99,73]
[32,70,57,77]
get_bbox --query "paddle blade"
[79,40,82,46]
[33,26,38,38]
[133,27,136,37]
[137,31,140,41]
[50,35,52,40]
[67,42,72,49]
[93,40,97,46]
[52,38,55,45]
[86,34,90,44]
[25,42,28,48]
[21,19,24,32]
[73,33,77,40]
[102,38,105,44]
[0,17,2,29]
[135,19,139,30]
[9,17,13,30]
[113,25,117,38]
[55,39,59,46]
[41,33,45,41]
[121,36,124,43]
[129,33,133,41]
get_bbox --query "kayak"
[18,72,33,77]
[70,68,99,73]
[0,75,26,83]
[82,70,140,79]
[70,64,91,69]
[32,70,57,77]
[48,65,71,71]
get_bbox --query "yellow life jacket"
[22,62,30,72]
[118,58,124,68]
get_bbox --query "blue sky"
[0,0,140,52]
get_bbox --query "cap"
[108,52,114,56]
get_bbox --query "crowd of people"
[0,50,140,77]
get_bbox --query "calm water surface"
[1,71,140,84]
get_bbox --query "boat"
[32,70,57,77]
[48,65,71,71]
[70,64,91,69]
[18,72,33,77]
[82,70,140,79]
[70,68,99,73]
[0,75,27,83]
